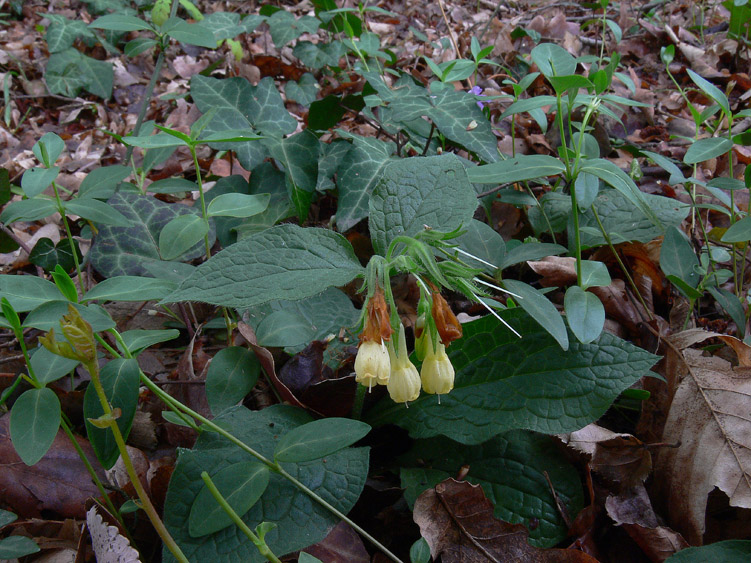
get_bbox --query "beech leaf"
[654,331,751,544]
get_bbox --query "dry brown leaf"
[0,415,105,519]
[605,484,688,562]
[654,332,751,544]
[300,521,370,563]
[413,478,599,563]
[560,424,651,488]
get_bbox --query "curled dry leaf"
[413,478,598,563]
[87,505,141,563]
[559,423,652,488]
[654,330,751,544]
[605,484,688,562]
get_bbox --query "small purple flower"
[469,85,486,109]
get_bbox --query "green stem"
[122,0,179,165]
[200,472,282,563]
[85,359,188,563]
[51,182,85,296]
[351,382,368,420]
[591,206,654,321]
[189,145,212,260]
[58,417,130,536]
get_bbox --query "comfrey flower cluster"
[354,284,462,404]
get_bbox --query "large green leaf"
[388,87,499,163]
[265,130,320,221]
[369,154,478,255]
[0,274,63,312]
[84,359,140,469]
[196,12,265,41]
[251,287,359,354]
[164,224,363,309]
[89,192,215,277]
[577,189,688,247]
[454,219,506,274]
[46,49,113,99]
[367,310,658,444]
[666,540,751,562]
[334,134,395,232]
[46,15,93,53]
[9,388,61,466]
[163,405,369,562]
[399,431,583,547]
[190,75,295,169]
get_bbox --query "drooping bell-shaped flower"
[355,285,394,389]
[386,324,421,404]
[420,341,454,395]
[354,340,390,389]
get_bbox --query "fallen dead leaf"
[413,478,599,562]
[87,505,141,563]
[605,484,688,562]
[559,423,652,488]
[653,331,751,544]
[0,415,105,519]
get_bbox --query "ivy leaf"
[164,224,363,309]
[369,154,477,255]
[334,134,395,232]
[367,310,658,445]
[399,431,583,547]
[190,75,296,169]
[46,49,113,99]
[163,405,369,562]
[89,192,215,278]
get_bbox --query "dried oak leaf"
[654,330,751,544]
[413,478,598,563]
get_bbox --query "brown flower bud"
[432,291,462,346]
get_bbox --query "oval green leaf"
[9,388,61,466]
[207,193,270,218]
[564,286,605,344]
[159,214,209,261]
[64,198,131,227]
[683,137,733,164]
[274,418,371,462]
[188,462,270,537]
[206,347,260,416]
[83,276,177,302]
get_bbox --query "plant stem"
[591,206,654,320]
[122,0,180,165]
[58,417,130,535]
[189,145,212,260]
[51,182,85,296]
[351,382,368,420]
[85,359,188,563]
[200,472,282,563]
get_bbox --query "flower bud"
[355,340,390,389]
[420,342,454,395]
[432,291,462,346]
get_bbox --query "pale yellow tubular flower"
[420,342,454,396]
[354,339,390,390]
[386,325,421,404]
